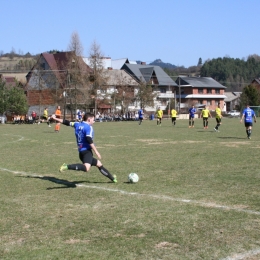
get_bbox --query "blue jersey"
[189,108,196,118]
[77,111,82,120]
[242,108,255,123]
[71,121,94,152]
[138,109,143,118]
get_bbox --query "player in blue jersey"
[51,113,117,182]
[240,104,257,139]
[188,105,196,128]
[138,108,144,125]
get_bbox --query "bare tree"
[88,40,109,114]
[65,32,92,118]
[67,31,84,56]
[135,78,157,110]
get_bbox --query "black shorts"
[42,116,48,120]
[79,149,97,166]
[189,116,194,120]
[216,118,221,124]
[245,122,253,127]
[203,117,208,121]
[172,117,176,121]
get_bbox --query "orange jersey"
[55,108,61,118]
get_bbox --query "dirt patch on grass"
[155,241,179,249]
[65,239,90,244]
[220,141,250,148]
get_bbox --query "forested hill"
[200,55,260,91]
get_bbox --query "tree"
[88,40,109,114]
[240,85,260,108]
[67,31,84,56]
[135,78,157,110]
[0,78,28,115]
[7,86,28,114]
[66,32,92,118]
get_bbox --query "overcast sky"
[2,0,260,67]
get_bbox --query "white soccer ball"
[128,173,139,183]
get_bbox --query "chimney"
[107,67,113,70]
[141,62,146,65]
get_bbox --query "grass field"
[0,117,260,260]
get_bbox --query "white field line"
[3,134,24,142]
[2,168,260,260]
[2,135,260,260]
[220,248,260,260]
[1,167,260,217]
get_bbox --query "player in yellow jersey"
[214,104,222,132]
[156,107,163,126]
[171,108,177,126]
[200,106,212,129]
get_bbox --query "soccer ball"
[128,173,139,183]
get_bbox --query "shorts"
[172,117,176,121]
[189,115,194,120]
[42,116,48,120]
[245,122,253,127]
[216,118,221,124]
[79,149,97,166]
[203,117,208,121]
[139,117,143,120]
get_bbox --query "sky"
[2,0,260,68]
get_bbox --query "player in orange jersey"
[54,106,61,132]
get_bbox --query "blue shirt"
[77,111,82,120]
[189,107,196,118]
[242,108,255,123]
[138,109,143,118]
[71,121,94,152]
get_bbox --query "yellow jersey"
[201,109,210,118]
[215,107,221,119]
[157,110,163,118]
[171,109,177,117]
[43,109,48,118]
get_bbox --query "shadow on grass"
[19,175,109,190]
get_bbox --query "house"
[175,76,226,112]
[251,78,260,92]
[121,63,177,111]
[97,69,139,113]
[0,74,24,89]
[25,51,92,117]
[224,92,241,112]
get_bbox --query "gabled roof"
[102,69,139,86]
[111,58,129,70]
[83,57,112,69]
[26,52,92,88]
[176,76,226,89]
[121,63,177,86]
[252,78,260,85]
[224,92,242,102]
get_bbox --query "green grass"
[0,118,260,260]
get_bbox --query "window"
[215,89,220,94]
[198,88,203,94]
[207,100,211,106]
[207,89,212,94]
[160,88,166,93]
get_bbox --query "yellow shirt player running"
[214,104,222,132]
[171,109,177,126]
[200,106,212,129]
[157,107,163,126]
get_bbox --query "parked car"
[227,110,240,117]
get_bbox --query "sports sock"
[248,129,252,137]
[98,165,114,181]
[68,164,86,171]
